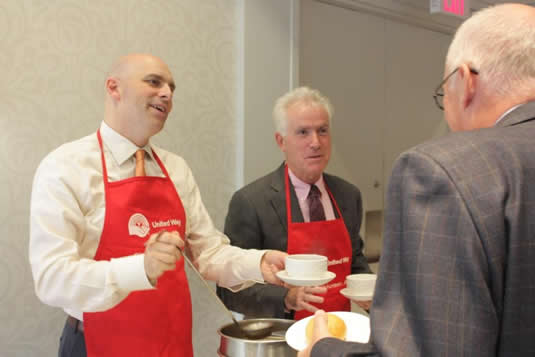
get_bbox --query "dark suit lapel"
[324,174,345,219]
[269,163,304,235]
[269,168,287,233]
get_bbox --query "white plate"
[276,270,336,287]
[285,311,370,351]
[340,288,372,302]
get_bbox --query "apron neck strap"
[284,164,293,223]
[96,130,171,180]
[97,130,109,182]
[284,164,344,223]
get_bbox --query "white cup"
[285,254,327,278]
[345,274,377,298]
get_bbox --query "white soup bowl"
[345,273,377,297]
[285,254,327,278]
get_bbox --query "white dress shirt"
[288,169,336,222]
[29,122,265,320]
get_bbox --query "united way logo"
[128,213,150,238]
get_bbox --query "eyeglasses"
[433,67,479,110]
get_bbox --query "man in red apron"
[29,54,286,357]
[284,164,354,320]
[83,130,193,356]
[218,87,372,320]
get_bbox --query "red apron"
[83,130,193,357]
[285,165,352,320]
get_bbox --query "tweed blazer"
[312,102,535,356]
[217,163,370,318]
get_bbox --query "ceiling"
[394,0,535,8]
[317,0,535,34]
[477,0,535,5]
[388,0,535,12]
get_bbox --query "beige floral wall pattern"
[0,1,239,355]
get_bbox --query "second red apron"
[284,165,352,320]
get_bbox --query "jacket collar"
[269,163,305,228]
[496,100,535,128]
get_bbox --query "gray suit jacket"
[217,163,371,318]
[312,102,535,356]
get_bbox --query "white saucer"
[340,288,373,302]
[275,270,336,287]
[285,311,370,351]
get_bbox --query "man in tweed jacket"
[301,3,535,357]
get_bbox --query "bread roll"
[306,313,346,343]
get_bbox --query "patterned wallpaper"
[0,1,238,355]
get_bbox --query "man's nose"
[159,84,173,99]
[310,132,320,148]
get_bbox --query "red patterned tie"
[308,185,326,221]
[134,150,146,177]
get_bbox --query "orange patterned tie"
[134,149,146,177]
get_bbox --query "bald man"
[29,54,286,357]
[301,3,535,357]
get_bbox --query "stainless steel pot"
[218,318,297,357]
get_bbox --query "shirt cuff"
[225,249,266,292]
[110,254,154,292]
[250,249,268,282]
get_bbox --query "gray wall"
[242,1,299,184]
[300,0,452,213]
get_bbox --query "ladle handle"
[181,251,239,324]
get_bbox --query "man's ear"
[458,64,477,109]
[105,77,121,102]
[275,132,285,151]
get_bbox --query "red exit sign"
[430,0,471,17]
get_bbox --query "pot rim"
[217,318,294,343]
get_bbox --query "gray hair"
[446,4,535,98]
[272,86,333,136]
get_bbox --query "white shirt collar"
[288,168,325,199]
[99,121,154,165]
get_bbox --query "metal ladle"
[181,251,274,340]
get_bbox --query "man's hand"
[144,231,184,286]
[298,310,331,357]
[284,286,327,312]
[354,299,372,312]
[260,250,287,285]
